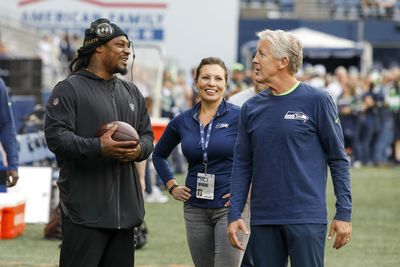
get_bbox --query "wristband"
[168,184,178,195]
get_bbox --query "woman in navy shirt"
[153,57,241,267]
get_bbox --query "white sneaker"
[143,187,168,203]
[352,161,362,168]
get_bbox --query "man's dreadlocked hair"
[69,46,96,73]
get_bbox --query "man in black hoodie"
[44,18,154,267]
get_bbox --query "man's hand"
[6,170,18,187]
[227,219,249,251]
[119,143,141,162]
[328,219,352,249]
[100,124,140,161]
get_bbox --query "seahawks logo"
[215,123,229,129]
[284,111,309,122]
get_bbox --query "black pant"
[60,215,135,267]
[241,235,254,267]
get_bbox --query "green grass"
[325,167,400,267]
[0,167,399,267]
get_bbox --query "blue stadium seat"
[279,0,294,13]
[10,95,36,133]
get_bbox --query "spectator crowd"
[158,62,400,169]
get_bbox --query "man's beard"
[113,66,128,76]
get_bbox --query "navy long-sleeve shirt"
[0,78,18,171]
[228,83,352,225]
[153,100,240,208]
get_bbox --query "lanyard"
[199,118,214,174]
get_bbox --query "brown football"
[96,121,139,142]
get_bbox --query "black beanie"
[82,18,128,48]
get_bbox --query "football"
[96,121,139,142]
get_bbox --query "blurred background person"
[337,80,362,163]
[228,64,267,267]
[327,66,348,104]
[228,67,267,107]
[0,78,19,192]
[226,62,249,99]
[358,72,380,166]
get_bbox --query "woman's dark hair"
[194,57,228,82]
[69,46,97,73]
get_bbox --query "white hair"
[256,29,303,75]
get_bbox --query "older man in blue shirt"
[228,29,352,267]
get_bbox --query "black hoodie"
[44,69,154,229]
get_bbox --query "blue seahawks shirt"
[228,83,352,225]
[153,100,240,209]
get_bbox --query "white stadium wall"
[1,0,240,74]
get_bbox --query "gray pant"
[184,203,241,267]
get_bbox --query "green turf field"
[0,167,399,267]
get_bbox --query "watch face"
[96,23,114,39]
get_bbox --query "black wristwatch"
[168,184,178,195]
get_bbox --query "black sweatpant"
[60,215,135,267]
